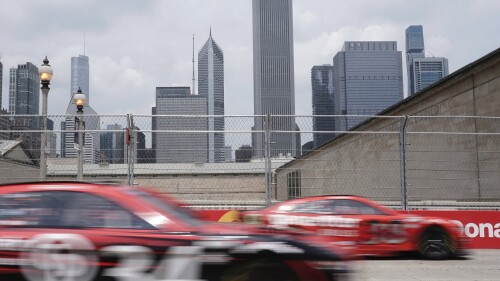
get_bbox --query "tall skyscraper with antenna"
[70,55,89,102]
[198,29,225,163]
[252,0,298,158]
[62,40,100,163]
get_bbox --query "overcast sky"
[1,0,499,117]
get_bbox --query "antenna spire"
[192,34,196,95]
[83,33,86,55]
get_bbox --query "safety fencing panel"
[1,114,499,210]
[405,116,500,210]
[275,115,404,206]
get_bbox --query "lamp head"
[73,88,87,109]
[39,56,53,83]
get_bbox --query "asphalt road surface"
[350,250,500,281]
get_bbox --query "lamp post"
[73,88,86,181]
[38,57,53,181]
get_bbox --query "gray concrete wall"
[0,159,40,184]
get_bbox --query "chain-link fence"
[1,114,499,210]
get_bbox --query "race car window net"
[0,191,156,230]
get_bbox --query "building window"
[287,170,301,199]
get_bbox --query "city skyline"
[0,1,499,117]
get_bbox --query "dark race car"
[0,182,350,281]
[242,195,469,259]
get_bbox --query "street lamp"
[73,88,86,181]
[38,56,53,181]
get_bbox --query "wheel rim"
[419,228,456,259]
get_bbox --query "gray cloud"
[1,0,499,119]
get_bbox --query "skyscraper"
[333,41,403,130]
[9,62,39,115]
[405,25,425,95]
[252,0,298,157]
[7,62,42,162]
[406,25,449,95]
[411,57,449,93]
[311,65,335,148]
[198,30,225,163]
[61,55,100,163]
[153,87,208,163]
[71,55,90,102]
[100,124,125,164]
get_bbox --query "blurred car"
[0,182,350,281]
[242,195,468,259]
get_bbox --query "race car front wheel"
[417,226,456,260]
[221,258,298,281]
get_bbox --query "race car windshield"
[126,188,202,227]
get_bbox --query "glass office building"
[252,0,298,157]
[412,57,449,93]
[333,41,404,130]
[406,25,449,96]
[9,62,39,115]
[71,55,90,102]
[153,87,208,163]
[311,65,335,148]
[406,25,425,95]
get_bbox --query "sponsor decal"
[268,214,360,228]
[408,210,500,249]
[451,221,500,238]
[0,233,310,280]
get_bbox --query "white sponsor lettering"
[268,214,360,228]
[450,220,500,238]
[318,228,358,237]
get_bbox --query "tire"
[221,258,298,281]
[417,226,457,260]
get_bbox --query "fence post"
[264,114,272,206]
[399,116,409,211]
[126,114,135,186]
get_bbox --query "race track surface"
[351,250,500,281]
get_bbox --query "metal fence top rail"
[3,114,500,119]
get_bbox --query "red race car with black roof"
[0,182,350,281]
[242,195,468,259]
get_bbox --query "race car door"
[327,199,408,255]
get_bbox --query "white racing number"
[20,234,98,281]
[101,245,204,281]
[19,235,224,281]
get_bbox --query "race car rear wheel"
[417,226,456,260]
[221,258,298,281]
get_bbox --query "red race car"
[0,182,350,281]
[242,195,468,259]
